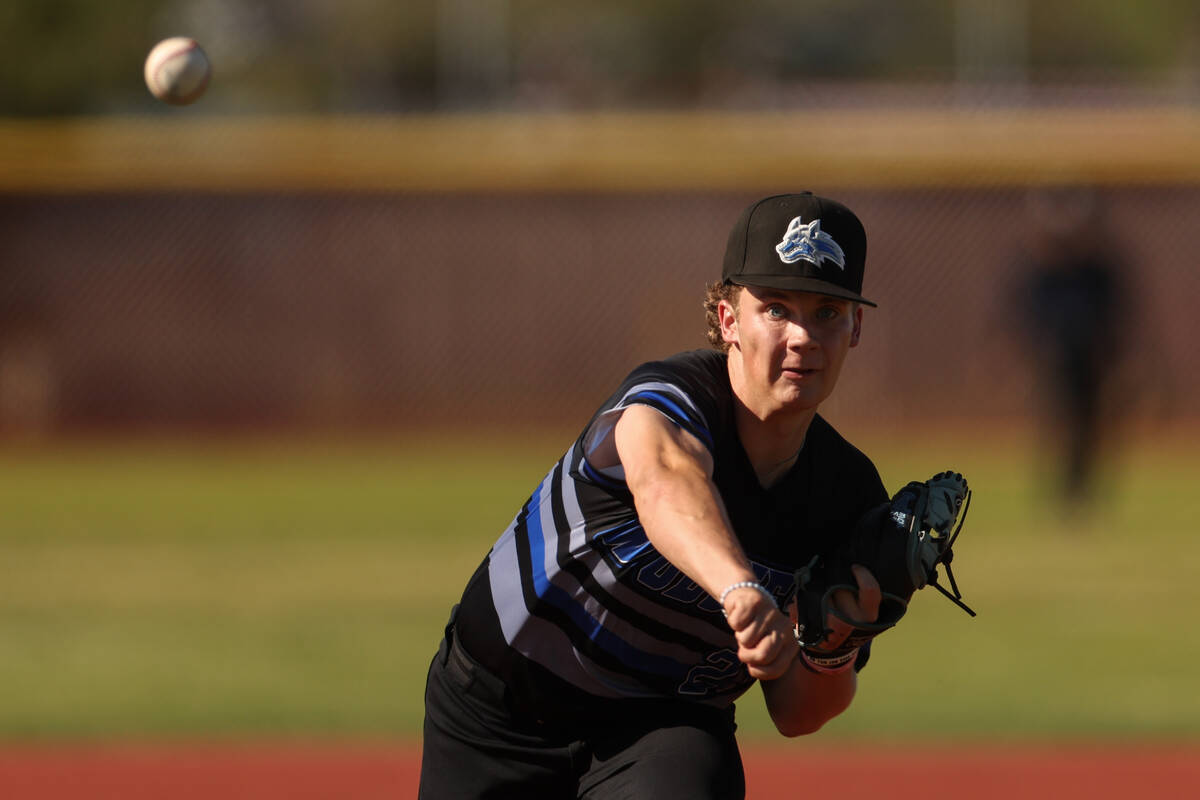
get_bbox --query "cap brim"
[728,274,877,307]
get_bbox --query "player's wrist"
[798,647,858,675]
[717,580,777,617]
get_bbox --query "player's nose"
[785,319,818,349]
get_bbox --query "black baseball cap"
[722,192,876,307]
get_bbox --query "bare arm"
[612,404,796,680]
[760,655,858,737]
[760,565,881,736]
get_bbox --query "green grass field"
[1,426,1197,743]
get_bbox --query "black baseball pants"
[417,628,746,799]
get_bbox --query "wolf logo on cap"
[775,217,846,270]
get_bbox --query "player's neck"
[731,397,814,487]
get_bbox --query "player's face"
[720,286,862,415]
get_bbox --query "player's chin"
[776,384,825,409]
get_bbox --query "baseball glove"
[792,471,974,665]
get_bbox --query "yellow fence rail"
[1,108,1197,193]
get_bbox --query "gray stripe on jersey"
[490,455,731,698]
[489,514,675,699]
[489,458,670,698]
[488,492,627,696]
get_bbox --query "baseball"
[144,37,211,106]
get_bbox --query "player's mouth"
[781,366,819,379]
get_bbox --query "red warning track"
[743,743,1200,799]
[0,742,1197,799]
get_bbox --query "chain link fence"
[0,182,1193,436]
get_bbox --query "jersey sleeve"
[579,352,725,483]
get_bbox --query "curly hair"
[702,281,742,352]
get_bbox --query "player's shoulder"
[808,414,874,463]
[573,350,729,473]
[596,349,730,441]
[616,349,728,403]
[627,348,727,383]
[808,414,863,453]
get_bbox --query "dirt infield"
[1,742,1197,799]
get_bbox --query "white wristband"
[718,581,777,615]
[800,648,859,675]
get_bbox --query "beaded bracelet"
[717,581,777,615]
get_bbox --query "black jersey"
[456,349,887,709]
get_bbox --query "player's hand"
[809,564,881,654]
[724,587,799,680]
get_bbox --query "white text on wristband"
[800,648,858,675]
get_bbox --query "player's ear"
[718,297,739,346]
[849,304,864,347]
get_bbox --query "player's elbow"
[773,717,825,737]
[766,683,855,737]
[770,702,846,737]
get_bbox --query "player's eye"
[766,304,788,320]
[816,300,851,321]
[815,306,840,321]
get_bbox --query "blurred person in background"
[419,193,892,799]
[1012,187,1130,514]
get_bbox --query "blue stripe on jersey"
[522,487,690,679]
[592,519,652,565]
[579,458,625,491]
[626,389,714,450]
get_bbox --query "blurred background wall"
[0,0,1196,438]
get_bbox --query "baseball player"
[419,193,950,799]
